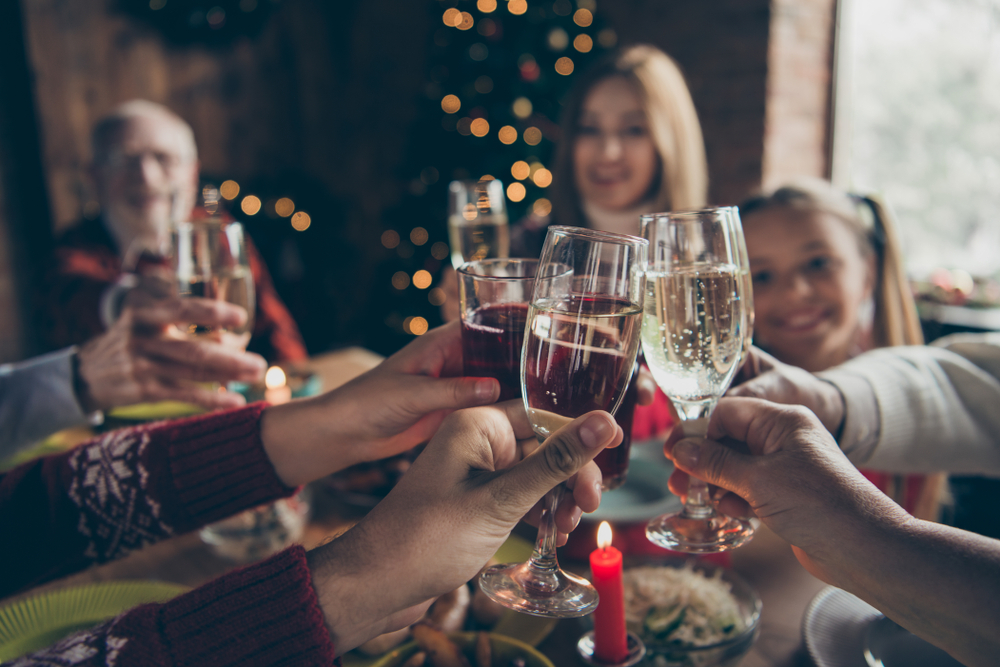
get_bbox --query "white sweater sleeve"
[818,334,1000,476]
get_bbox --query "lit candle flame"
[265,366,287,390]
[597,521,613,550]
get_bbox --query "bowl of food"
[622,560,761,667]
[369,627,553,667]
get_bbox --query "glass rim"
[546,225,649,247]
[172,218,240,231]
[449,177,504,190]
[457,257,539,281]
[640,206,738,220]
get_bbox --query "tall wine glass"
[723,208,755,367]
[641,207,755,553]
[448,179,510,269]
[479,226,647,617]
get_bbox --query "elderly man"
[39,100,307,363]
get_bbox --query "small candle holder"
[576,630,646,667]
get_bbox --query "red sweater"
[38,217,308,363]
[0,404,337,665]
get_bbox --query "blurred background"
[0,0,997,363]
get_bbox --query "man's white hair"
[91,100,198,165]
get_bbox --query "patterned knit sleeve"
[5,546,337,667]
[0,403,294,598]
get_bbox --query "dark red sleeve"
[0,403,294,598]
[6,546,337,667]
[36,245,120,351]
[245,238,308,363]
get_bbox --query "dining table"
[0,345,828,667]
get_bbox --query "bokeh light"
[241,195,261,215]
[508,0,527,15]
[410,227,429,245]
[431,241,450,260]
[574,34,593,52]
[477,0,497,13]
[498,126,517,144]
[507,182,526,202]
[548,28,569,51]
[532,168,553,187]
[413,270,433,289]
[392,271,410,290]
[469,43,488,61]
[220,180,240,200]
[555,57,575,75]
[457,12,474,30]
[291,211,311,231]
[442,8,460,26]
[533,198,553,216]
[480,174,495,181]
[512,97,533,119]
[463,203,478,221]
[275,197,295,217]
[598,28,617,48]
[457,118,473,136]
[428,288,447,306]
[511,161,530,180]
[381,230,401,249]
[477,18,496,37]
[470,118,490,137]
[573,8,593,26]
[523,127,543,145]
[441,94,461,114]
[409,317,429,336]
[475,75,494,94]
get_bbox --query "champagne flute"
[641,207,755,553]
[448,179,510,269]
[479,226,647,617]
[723,208,755,367]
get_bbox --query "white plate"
[803,587,962,667]
[588,439,682,523]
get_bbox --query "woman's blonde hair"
[739,178,923,349]
[551,45,708,227]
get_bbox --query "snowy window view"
[843,0,1000,281]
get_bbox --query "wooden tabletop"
[2,346,828,666]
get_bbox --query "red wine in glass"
[594,360,639,490]
[461,302,529,401]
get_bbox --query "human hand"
[261,321,502,487]
[75,299,266,412]
[665,397,909,581]
[309,405,621,654]
[727,347,846,436]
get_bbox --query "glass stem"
[676,400,716,520]
[527,485,564,582]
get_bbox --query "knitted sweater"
[0,403,337,665]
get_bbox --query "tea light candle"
[590,521,628,664]
[264,366,291,405]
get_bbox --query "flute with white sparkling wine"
[448,213,511,268]
[178,267,255,349]
[641,266,742,402]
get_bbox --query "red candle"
[589,521,628,664]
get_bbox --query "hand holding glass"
[479,226,647,617]
[641,208,754,553]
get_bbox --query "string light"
[409,317,429,336]
[573,8,593,26]
[512,97,533,119]
[457,11,474,30]
[511,161,530,180]
[470,118,490,137]
[410,227,429,245]
[523,127,543,145]
[574,34,593,52]
[431,242,450,260]
[413,270,433,289]
[548,28,569,51]
[291,211,311,231]
[498,126,517,144]
[533,168,553,187]
[241,195,261,215]
[533,198,553,216]
[480,174,495,181]
[441,94,461,114]
[508,0,527,15]
[381,230,400,249]
[442,8,460,26]
[555,57,574,75]
[220,180,240,200]
[392,271,410,290]
[275,197,295,217]
[507,182,526,202]
[477,0,497,12]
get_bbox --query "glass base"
[646,510,754,553]
[479,561,600,618]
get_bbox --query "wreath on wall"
[116,0,280,47]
